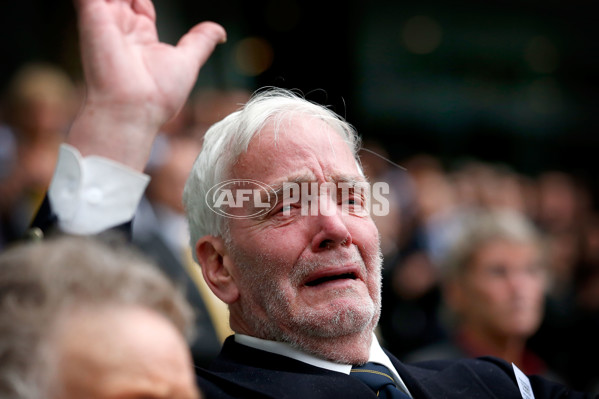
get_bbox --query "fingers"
[132,0,156,22]
[177,21,227,70]
[74,0,155,20]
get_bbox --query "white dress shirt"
[48,144,149,234]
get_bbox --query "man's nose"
[310,199,352,252]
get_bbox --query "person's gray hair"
[183,88,361,259]
[0,235,194,399]
[441,208,544,282]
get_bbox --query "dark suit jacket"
[132,230,222,367]
[197,336,592,399]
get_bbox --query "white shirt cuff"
[48,143,150,235]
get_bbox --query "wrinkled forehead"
[232,115,363,178]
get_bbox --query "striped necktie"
[350,362,411,398]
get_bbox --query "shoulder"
[399,356,593,399]
[197,337,376,399]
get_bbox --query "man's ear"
[195,236,239,304]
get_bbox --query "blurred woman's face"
[455,240,546,339]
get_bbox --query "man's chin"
[292,302,377,339]
[282,317,375,364]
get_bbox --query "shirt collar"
[234,333,412,396]
[234,333,351,374]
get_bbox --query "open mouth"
[305,272,358,287]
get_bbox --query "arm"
[69,0,225,170]
[34,0,225,235]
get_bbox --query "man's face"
[52,306,200,399]
[223,116,382,358]
[456,240,546,339]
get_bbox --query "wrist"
[66,102,163,172]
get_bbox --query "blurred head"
[0,236,199,399]
[449,161,531,214]
[404,154,456,221]
[536,171,590,233]
[183,88,382,364]
[443,209,547,341]
[146,136,203,214]
[4,62,78,140]
[1,63,79,195]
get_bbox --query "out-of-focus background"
[1,0,598,393]
[2,1,597,171]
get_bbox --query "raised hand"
[68,0,226,170]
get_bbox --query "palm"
[77,0,223,126]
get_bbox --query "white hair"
[183,88,361,259]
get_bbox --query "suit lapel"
[390,354,523,399]
[201,337,379,398]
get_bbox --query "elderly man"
[0,236,200,399]
[33,0,593,398]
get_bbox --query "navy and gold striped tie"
[350,363,410,398]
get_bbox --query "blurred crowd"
[1,62,598,393]
[0,63,79,245]
[0,62,250,250]
[362,143,599,393]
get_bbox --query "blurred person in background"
[0,63,79,249]
[530,202,599,393]
[527,170,597,391]
[533,171,592,301]
[449,159,536,216]
[404,209,558,380]
[133,134,233,367]
[535,171,591,236]
[377,154,454,359]
[569,214,599,392]
[0,235,200,399]
[358,139,415,262]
